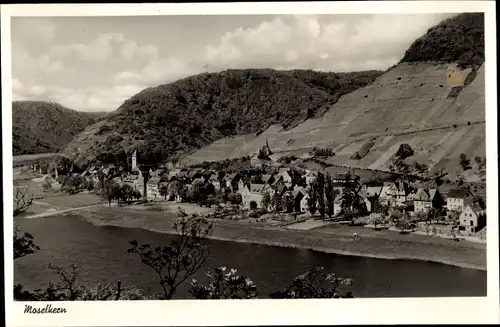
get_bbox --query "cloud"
[13,18,57,40]
[202,14,453,72]
[12,14,454,112]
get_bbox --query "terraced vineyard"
[180,62,485,180]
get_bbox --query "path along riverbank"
[72,205,487,271]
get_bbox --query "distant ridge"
[12,101,98,155]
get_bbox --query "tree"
[340,173,362,218]
[474,156,486,180]
[261,192,271,210]
[159,184,169,200]
[324,174,334,217]
[189,180,208,205]
[271,192,283,212]
[228,193,242,205]
[85,179,95,193]
[101,181,121,206]
[459,153,471,171]
[14,224,40,260]
[15,262,146,301]
[128,212,214,299]
[413,162,429,177]
[395,213,413,233]
[270,266,353,299]
[222,187,231,204]
[395,143,414,159]
[370,214,386,229]
[456,174,465,186]
[281,192,294,213]
[249,201,258,210]
[14,187,33,216]
[434,169,448,188]
[190,267,258,299]
[307,187,317,216]
[119,184,135,204]
[314,173,326,218]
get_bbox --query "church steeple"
[131,147,138,171]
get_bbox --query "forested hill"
[12,101,99,155]
[400,12,484,69]
[61,69,382,167]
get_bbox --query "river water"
[14,215,486,299]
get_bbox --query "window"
[470,220,474,226]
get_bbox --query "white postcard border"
[2,1,498,326]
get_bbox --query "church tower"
[131,149,138,171]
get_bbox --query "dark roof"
[447,189,473,199]
[470,204,484,214]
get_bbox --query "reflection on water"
[14,215,486,298]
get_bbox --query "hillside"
[12,101,98,155]
[62,13,485,181]
[61,69,381,167]
[178,13,485,180]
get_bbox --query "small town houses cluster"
[34,148,486,237]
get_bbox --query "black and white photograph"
[2,1,498,326]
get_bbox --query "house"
[261,183,275,197]
[149,168,166,179]
[250,155,264,168]
[208,173,221,191]
[305,170,317,186]
[224,173,241,192]
[274,183,289,197]
[458,204,486,234]
[300,193,310,213]
[147,177,161,200]
[187,169,203,181]
[241,184,265,209]
[446,189,474,214]
[278,168,293,183]
[333,197,343,216]
[261,174,275,185]
[168,168,182,180]
[366,186,382,198]
[362,196,377,213]
[413,188,444,213]
[123,171,144,196]
[379,181,408,207]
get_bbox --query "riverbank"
[75,205,487,271]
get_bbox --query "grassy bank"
[75,205,487,271]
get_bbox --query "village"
[26,139,487,244]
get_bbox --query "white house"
[458,204,486,234]
[305,170,317,186]
[300,193,310,213]
[241,184,265,209]
[278,168,293,183]
[446,189,474,214]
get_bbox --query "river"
[14,215,486,299]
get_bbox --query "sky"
[11,13,455,112]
